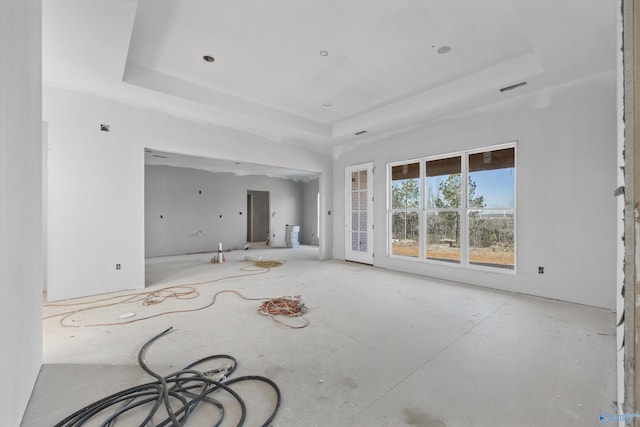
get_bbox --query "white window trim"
[386,142,517,274]
[386,157,422,260]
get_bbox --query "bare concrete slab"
[23,246,615,426]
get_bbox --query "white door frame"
[345,163,374,264]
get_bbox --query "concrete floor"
[24,246,616,426]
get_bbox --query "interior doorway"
[247,190,270,245]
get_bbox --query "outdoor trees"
[391,177,419,242]
[433,173,485,209]
[390,147,515,268]
[392,173,483,245]
[428,174,484,246]
[392,169,514,265]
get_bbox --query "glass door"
[345,163,374,264]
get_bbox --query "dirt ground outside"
[391,241,514,268]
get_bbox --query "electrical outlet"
[116,264,121,270]
[538,266,544,274]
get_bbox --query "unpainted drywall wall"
[302,178,320,245]
[145,166,303,257]
[333,72,617,309]
[44,86,332,301]
[0,0,43,424]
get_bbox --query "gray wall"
[301,178,320,245]
[0,0,43,424]
[44,86,333,301]
[145,165,304,257]
[333,73,617,309]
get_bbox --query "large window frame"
[389,161,422,258]
[387,142,516,273]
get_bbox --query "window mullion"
[460,154,468,266]
[419,160,425,259]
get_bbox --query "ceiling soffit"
[123,0,541,139]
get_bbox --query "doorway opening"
[247,190,270,246]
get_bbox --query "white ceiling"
[43,0,617,155]
[127,0,532,123]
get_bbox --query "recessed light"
[319,50,329,57]
[203,55,215,63]
[437,46,451,54]
[323,103,333,107]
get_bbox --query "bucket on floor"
[285,225,300,248]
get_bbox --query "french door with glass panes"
[345,163,374,264]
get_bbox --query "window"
[390,162,420,257]
[426,156,462,263]
[351,169,369,252]
[467,148,515,268]
[388,144,516,271]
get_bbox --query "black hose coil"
[54,327,281,426]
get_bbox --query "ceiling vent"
[500,81,527,92]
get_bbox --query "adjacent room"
[143,151,321,257]
[2,0,633,426]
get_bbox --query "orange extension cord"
[43,259,308,329]
[258,295,308,329]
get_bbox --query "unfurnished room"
[2,0,639,426]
